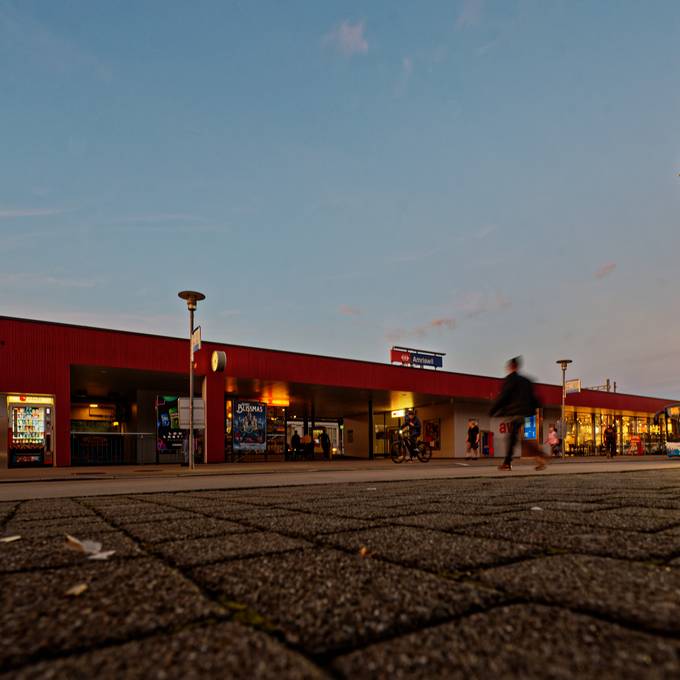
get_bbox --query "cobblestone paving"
[2,470,680,678]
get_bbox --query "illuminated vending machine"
[8,397,54,467]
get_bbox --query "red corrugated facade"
[0,316,674,465]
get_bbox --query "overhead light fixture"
[89,404,99,408]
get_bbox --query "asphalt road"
[2,465,680,677]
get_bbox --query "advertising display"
[156,396,184,459]
[233,400,267,453]
[524,415,537,440]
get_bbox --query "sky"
[1,0,680,396]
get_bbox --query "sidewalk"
[0,455,669,484]
[2,468,680,678]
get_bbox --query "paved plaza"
[2,467,680,678]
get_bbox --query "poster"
[233,400,267,452]
[423,418,441,450]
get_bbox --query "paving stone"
[122,516,249,544]
[317,526,539,573]
[4,516,118,540]
[526,507,680,532]
[151,531,308,567]
[332,604,680,679]
[192,548,503,656]
[107,509,209,527]
[480,554,680,633]
[0,557,221,671]
[236,510,387,537]
[0,530,143,572]
[392,513,490,532]
[6,620,326,680]
[455,517,680,560]
[12,499,97,521]
[197,505,295,521]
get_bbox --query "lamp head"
[556,359,573,370]
[178,290,206,311]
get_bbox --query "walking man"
[489,356,548,471]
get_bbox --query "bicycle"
[391,429,432,463]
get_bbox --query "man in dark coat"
[489,356,549,471]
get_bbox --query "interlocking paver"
[0,557,221,671]
[121,516,249,543]
[454,516,680,560]
[0,530,143,572]
[235,510,387,537]
[480,554,680,633]
[6,621,326,680]
[317,525,539,572]
[332,604,680,679]
[4,516,118,540]
[151,531,308,567]
[192,548,504,655]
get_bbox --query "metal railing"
[70,432,156,466]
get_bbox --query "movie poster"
[233,400,267,452]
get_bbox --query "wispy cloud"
[594,262,616,280]
[456,291,512,318]
[386,317,456,342]
[339,304,361,316]
[121,213,205,224]
[456,0,483,29]
[0,4,110,78]
[0,207,64,219]
[0,272,97,288]
[323,20,368,57]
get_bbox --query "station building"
[0,316,674,468]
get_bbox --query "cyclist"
[402,408,422,454]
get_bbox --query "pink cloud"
[339,304,361,316]
[456,0,483,29]
[323,20,368,57]
[594,262,617,280]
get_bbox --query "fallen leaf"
[0,535,21,543]
[65,534,103,555]
[359,546,372,559]
[88,550,116,561]
[530,506,544,512]
[366,487,377,491]
[65,583,88,597]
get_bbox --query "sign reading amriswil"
[390,347,445,369]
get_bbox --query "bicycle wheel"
[417,442,432,462]
[391,441,406,464]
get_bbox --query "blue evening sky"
[2,1,679,396]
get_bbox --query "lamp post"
[178,290,205,470]
[556,359,572,445]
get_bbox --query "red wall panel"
[1,316,674,466]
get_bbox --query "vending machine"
[8,401,53,467]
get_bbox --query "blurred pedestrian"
[547,423,561,456]
[320,430,331,460]
[466,419,480,459]
[489,356,548,471]
[604,422,617,458]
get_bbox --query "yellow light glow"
[89,404,99,408]
[270,399,290,407]
[112,421,119,427]
[7,395,54,405]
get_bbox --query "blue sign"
[524,415,537,440]
[410,352,443,368]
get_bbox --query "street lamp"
[556,359,572,446]
[178,290,205,470]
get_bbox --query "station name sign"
[390,347,444,369]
